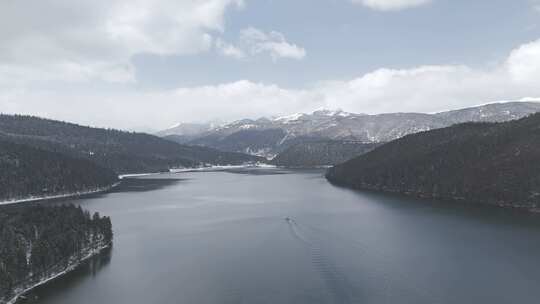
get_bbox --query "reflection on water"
[111,178,185,193]
[19,247,112,303]
[220,167,290,175]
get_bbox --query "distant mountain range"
[0,115,262,175]
[159,102,540,160]
[156,122,217,142]
[326,113,540,211]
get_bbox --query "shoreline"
[118,172,164,179]
[0,182,121,206]
[119,163,276,177]
[1,163,276,206]
[5,243,111,304]
[326,178,540,214]
[169,163,277,173]
[273,165,332,169]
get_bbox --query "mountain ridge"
[160,101,540,158]
[0,114,262,174]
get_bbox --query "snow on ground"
[6,243,111,304]
[0,183,121,206]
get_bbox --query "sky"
[1,0,540,131]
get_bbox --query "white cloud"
[212,27,307,62]
[239,27,306,61]
[313,65,504,113]
[2,39,540,130]
[0,81,316,131]
[352,0,431,11]
[506,39,540,84]
[307,40,540,113]
[215,38,246,59]
[0,0,244,84]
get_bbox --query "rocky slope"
[156,122,215,143]
[175,128,289,158]
[326,113,540,211]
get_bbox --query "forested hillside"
[326,113,540,211]
[271,141,381,167]
[0,115,262,174]
[0,139,118,202]
[0,204,112,303]
[182,128,287,158]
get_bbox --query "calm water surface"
[22,167,540,304]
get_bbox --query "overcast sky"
[1,0,540,131]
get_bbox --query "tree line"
[0,204,112,302]
[326,113,540,210]
[0,114,262,174]
[0,138,118,202]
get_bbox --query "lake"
[22,167,540,304]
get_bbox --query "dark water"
[22,168,540,304]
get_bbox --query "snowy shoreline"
[5,243,111,304]
[0,182,121,206]
[0,163,275,206]
[118,172,164,179]
[169,163,276,173]
[118,164,275,178]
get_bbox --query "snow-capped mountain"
[159,101,540,158]
[434,101,540,124]
[156,122,215,143]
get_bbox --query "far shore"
[0,164,276,206]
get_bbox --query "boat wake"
[285,217,355,304]
[284,217,439,303]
